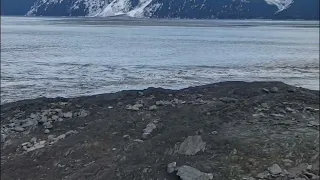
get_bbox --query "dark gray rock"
[3,139,12,148]
[285,107,295,112]
[78,110,89,117]
[141,133,149,139]
[288,87,297,93]
[126,104,143,111]
[63,112,73,118]
[210,131,218,135]
[47,135,55,141]
[270,87,279,93]
[30,137,37,143]
[39,115,48,123]
[43,122,53,129]
[51,115,59,121]
[44,129,50,134]
[262,88,270,93]
[288,163,309,177]
[30,113,38,119]
[176,165,213,180]
[177,135,206,155]
[156,100,172,106]
[219,97,237,103]
[8,123,16,128]
[304,172,319,179]
[167,162,177,173]
[256,171,270,179]
[123,135,130,140]
[1,134,7,143]
[307,121,319,127]
[143,123,156,134]
[261,103,269,108]
[21,119,37,128]
[149,105,157,111]
[268,164,282,175]
[13,127,25,132]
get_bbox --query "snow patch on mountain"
[94,0,157,17]
[95,0,131,17]
[127,0,152,18]
[143,2,161,17]
[28,0,158,17]
[264,0,294,13]
[72,0,104,16]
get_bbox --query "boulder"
[143,123,156,134]
[270,87,279,93]
[307,121,319,127]
[51,115,59,121]
[156,100,172,106]
[63,112,73,118]
[30,113,38,119]
[288,87,297,93]
[3,139,12,148]
[123,135,130,140]
[44,129,50,134]
[21,119,37,128]
[177,135,206,155]
[149,105,157,111]
[167,162,177,173]
[39,115,48,123]
[268,164,282,175]
[13,127,25,132]
[78,110,89,117]
[176,165,213,180]
[262,88,270,93]
[26,140,46,152]
[211,131,218,135]
[133,104,143,110]
[1,134,7,143]
[126,104,142,111]
[43,122,53,129]
[30,137,37,143]
[142,123,156,139]
[288,163,309,177]
[48,135,55,141]
[256,171,270,179]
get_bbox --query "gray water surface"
[1,16,319,103]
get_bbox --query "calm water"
[1,16,319,103]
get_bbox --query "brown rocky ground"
[1,81,319,180]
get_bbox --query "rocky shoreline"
[1,81,319,180]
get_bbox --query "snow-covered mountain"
[2,0,319,20]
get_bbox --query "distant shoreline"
[2,15,320,22]
[2,16,319,28]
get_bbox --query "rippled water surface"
[1,16,319,103]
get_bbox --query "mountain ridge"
[1,0,319,20]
